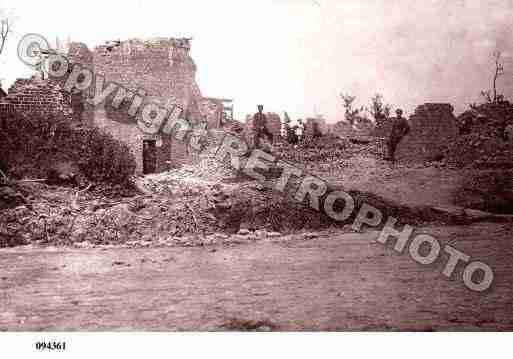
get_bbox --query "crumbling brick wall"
[396,103,458,161]
[66,42,95,125]
[0,77,73,121]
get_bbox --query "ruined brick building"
[0,37,228,175]
[67,38,226,173]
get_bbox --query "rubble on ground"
[444,103,513,168]
[274,134,384,167]
[2,128,479,249]
[6,101,513,248]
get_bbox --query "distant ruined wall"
[265,113,282,137]
[198,97,223,128]
[396,103,458,161]
[332,120,374,138]
[305,117,328,138]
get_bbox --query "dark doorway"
[142,140,157,175]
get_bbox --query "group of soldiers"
[250,105,410,162]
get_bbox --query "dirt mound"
[1,165,463,248]
[454,169,513,214]
[137,166,465,235]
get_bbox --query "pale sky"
[1,0,512,121]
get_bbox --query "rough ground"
[1,223,512,331]
[1,142,472,248]
[279,138,465,208]
[1,137,512,330]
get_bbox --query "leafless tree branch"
[0,17,11,57]
[492,50,504,103]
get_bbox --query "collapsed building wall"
[396,103,458,161]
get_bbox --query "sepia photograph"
[0,0,512,356]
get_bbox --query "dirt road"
[1,223,512,331]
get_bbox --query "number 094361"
[35,341,66,351]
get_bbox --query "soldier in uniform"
[386,108,410,162]
[296,119,305,144]
[252,105,273,150]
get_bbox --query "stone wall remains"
[396,103,458,161]
[304,117,328,138]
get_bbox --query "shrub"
[0,110,136,185]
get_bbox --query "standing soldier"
[296,119,305,145]
[282,112,297,144]
[290,124,299,145]
[281,111,291,140]
[280,117,288,139]
[386,108,410,162]
[252,104,273,150]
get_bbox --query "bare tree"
[340,93,359,125]
[492,50,504,103]
[0,14,11,58]
[370,93,391,122]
